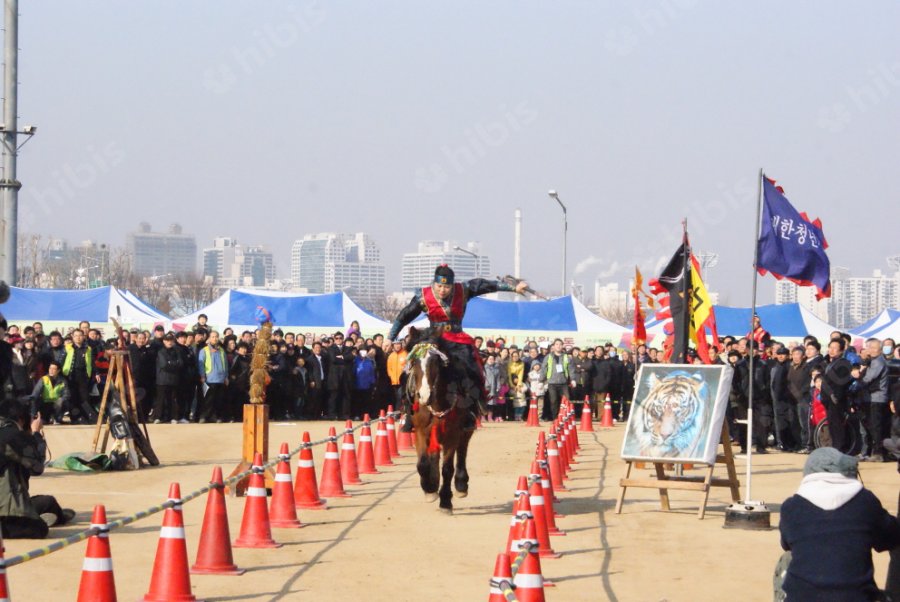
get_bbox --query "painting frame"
[621,363,733,465]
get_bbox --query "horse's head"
[406,330,450,410]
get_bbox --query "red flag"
[631,267,647,346]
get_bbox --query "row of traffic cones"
[60,412,405,602]
[488,397,597,601]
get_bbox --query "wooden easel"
[90,350,158,468]
[615,422,741,519]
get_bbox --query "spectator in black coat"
[151,334,184,423]
[591,347,612,420]
[779,447,900,601]
[771,347,798,451]
[821,338,855,453]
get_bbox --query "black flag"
[657,239,691,364]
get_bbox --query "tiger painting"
[624,370,711,459]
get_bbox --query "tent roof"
[173,289,390,333]
[637,303,838,343]
[850,309,900,337]
[3,286,167,325]
[862,313,900,342]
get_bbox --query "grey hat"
[803,447,858,478]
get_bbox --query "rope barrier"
[509,541,533,577]
[2,412,400,568]
[488,578,519,602]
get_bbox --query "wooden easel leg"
[721,423,741,502]
[698,465,715,519]
[615,461,633,514]
[654,463,671,511]
[91,361,115,454]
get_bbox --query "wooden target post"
[615,422,740,519]
[226,403,275,496]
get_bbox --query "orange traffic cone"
[77,505,117,602]
[601,397,614,428]
[269,444,303,529]
[385,408,401,457]
[546,431,568,492]
[234,453,281,548]
[0,534,9,602]
[556,423,571,474]
[514,519,549,601]
[570,412,581,451]
[397,415,414,450]
[580,399,594,432]
[488,552,515,602]
[294,432,327,509]
[535,433,559,503]
[319,427,351,498]
[506,476,531,555]
[565,418,578,462]
[373,418,393,466]
[340,420,364,485]
[525,397,540,427]
[356,414,379,474]
[142,483,197,602]
[538,459,565,529]
[191,467,245,575]
[509,480,535,555]
[527,473,559,558]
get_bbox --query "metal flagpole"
[724,168,771,529]
[681,219,691,363]
[746,167,764,502]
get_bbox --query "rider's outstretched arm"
[464,278,516,300]
[388,294,425,342]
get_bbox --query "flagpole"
[746,167,764,503]
[681,219,691,363]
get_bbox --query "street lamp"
[548,190,567,297]
[453,245,481,279]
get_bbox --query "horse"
[404,328,474,514]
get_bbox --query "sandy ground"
[4,419,898,601]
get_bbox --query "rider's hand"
[30,414,43,433]
[515,281,529,295]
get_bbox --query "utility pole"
[0,0,34,284]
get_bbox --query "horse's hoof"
[424,492,438,503]
[439,506,453,515]
[455,490,468,498]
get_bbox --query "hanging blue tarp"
[226,290,346,327]
[3,286,167,324]
[463,296,578,331]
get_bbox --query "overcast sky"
[13,1,900,304]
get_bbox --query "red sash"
[422,283,465,322]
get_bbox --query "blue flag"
[757,177,831,299]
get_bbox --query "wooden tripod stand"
[90,350,158,468]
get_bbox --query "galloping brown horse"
[405,328,474,514]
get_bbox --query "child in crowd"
[484,354,501,422]
[526,362,547,421]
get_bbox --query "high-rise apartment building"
[400,241,491,293]
[203,237,276,288]
[774,265,899,328]
[290,233,385,306]
[127,223,197,278]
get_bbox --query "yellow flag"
[689,257,712,343]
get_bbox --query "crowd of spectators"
[1,314,898,465]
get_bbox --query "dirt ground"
[5,419,898,601]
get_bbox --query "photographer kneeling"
[0,401,74,538]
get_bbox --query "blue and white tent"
[172,289,391,336]
[643,303,837,344]
[2,286,168,329]
[850,309,900,337]
[403,295,630,347]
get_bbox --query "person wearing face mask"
[883,338,895,360]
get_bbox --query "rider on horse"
[388,264,529,431]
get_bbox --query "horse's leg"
[414,414,440,502]
[454,430,473,497]
[439,445,456,513]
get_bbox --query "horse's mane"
[404,326,450,411]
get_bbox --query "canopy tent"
[2,286,168,330]
[403,295,630,347]
[172,289,391,336]
[850,309,900,337]
[857,312,900,342]
[635,303,839,346]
